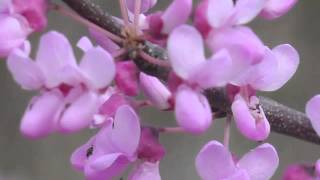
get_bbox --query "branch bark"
[61,0,320,145]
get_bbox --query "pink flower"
[196,140,279,180]
[168,25,234,134]
[71,106,163,180]
[115,61,140,96]
[282,164,315,180]
[0,0,47,57]
[7,31,116,138]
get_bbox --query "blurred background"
[0,0,320,179]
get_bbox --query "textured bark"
[61,0,320,145]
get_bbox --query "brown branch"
[61,0,320,145]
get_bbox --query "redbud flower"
[196,140,279,180]
[260,0,298,20]
[7,32,116,138]
[306,95,320,136]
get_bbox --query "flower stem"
[159,127,185,133]
[119,0,130,26]
[224,115,232,149]
[134,0,142,32]
[139,50,171,68]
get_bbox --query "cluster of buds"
[3,0,320,180]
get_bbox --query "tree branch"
[61,0,320,145]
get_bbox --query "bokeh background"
[0,0,320,179]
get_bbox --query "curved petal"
[259,44,299,91]
[77,36,93,52]
[161,0,192,34]
[233,0,266,25]
[207,0,234,28]
[7,49,44,90]
[35,31,77,88]
[79,47,116,90]
[20,90,64,139]
[175,86,212,134]
[231,95,270,141]
[237,143,279,180]
[195,140,237,180]
[260,0,298,20]
[89,28,119,53]
[190,49,233,88]
[306,95,320,136]
[168,25,205,79]
[115,61,139,96]
[70,136,96,171]
[129,162,161,180]
[0,15,30,57]
[111,105,141,156]
[126,0,157,13]
[248,48,278,91]
[139,72,172,110]
[85,153,129,180]
[59,91,99,133]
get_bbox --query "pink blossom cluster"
[4,0,320,179]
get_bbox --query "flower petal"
[59,91,99,133]
[260,0,298,20]
[89,28,119,53]
[190,49,233,88]
[115,61,139,96]
[129,162,161,180]
[126,0,157,13]
[35,31,77,88]
[79,47,116,89]
[111,105,141,156]
[233,0,266,25]
[139,72,172,110]
[175,86,212,134]
[70,136,96,171]
[306,95,320,136]
[7,49,44,90]
[161,0,192,34]
[207,0,234,28]
[20,90,64,139]
[195,140,237,180]
[259,44,299,91]
[168,25,206,79]
[0,15,30,57]
[77,36,93,52]
[237,143,279,180]
[231,95,270,141]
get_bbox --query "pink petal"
[35,31,77,88]
[207,26,265,65]
[233,0,266,25]
[7,49,44,90]
[237,143,279,180]
[85,153,129,180]
[207,0,234,28]
[115,61,139,96]
[161,0,192,34]
[194,0,211,37]
[259,44,299,91]
[77,36,93,52]
[0,14,30,57]
[175,86,212,134]
[248,48,278,91]
[190,49,233,88]
[168,25,206,79]
[195,140,237,180]
[260,0,298,20]
[13,0,48,31]
[111,105,141,156]
[89,28,119,53]
[126,0,157,13]
[129,162,161,180]
[20,90,64,139]
[99,94,128,117]
[231,95,270,141]
[79,47,116,90]
[139,72,172,110]
[306,95,320,136]
[70,136,96,171]
[59,91,99,133]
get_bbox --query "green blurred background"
[0,0,320,179]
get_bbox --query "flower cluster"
[1,0,309,179]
